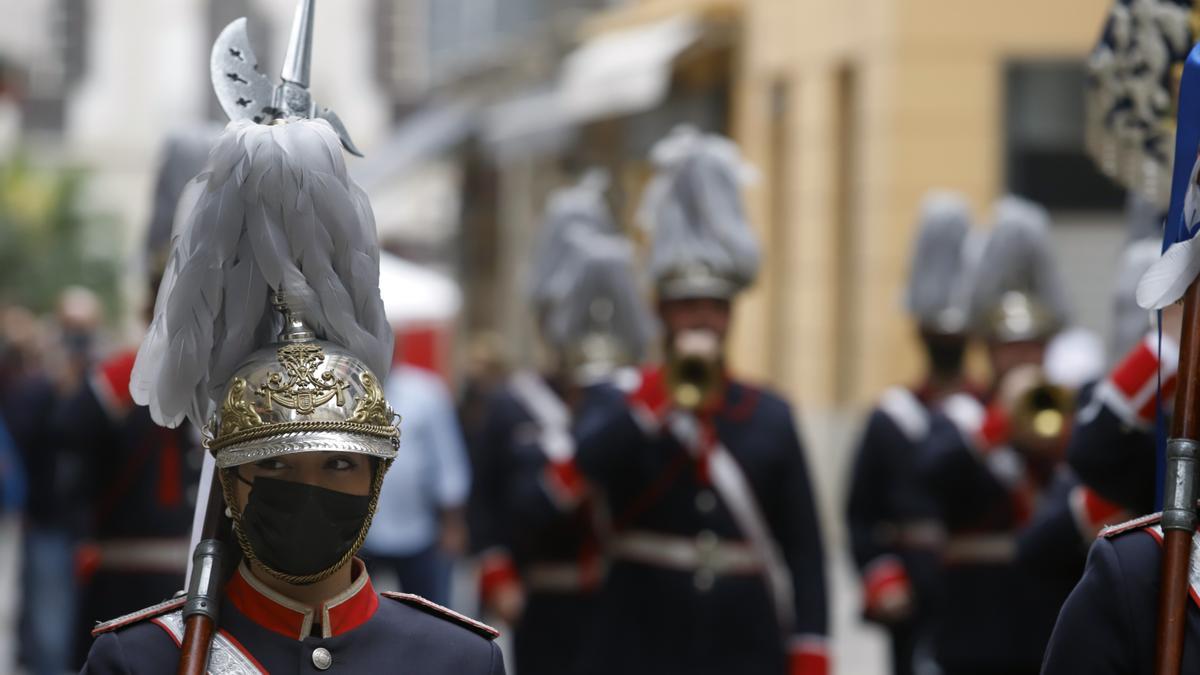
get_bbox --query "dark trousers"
[363,545,450,605]
[515,592,597,675]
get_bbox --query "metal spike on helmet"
[905,190,973,334]
[968,195,1071,342]
[638,125,761,301]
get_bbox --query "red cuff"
[1106,334,1179,425]
[862,556,911,616]
[541,459,588,511]
[479,549,519,603]
[788,636,829,675]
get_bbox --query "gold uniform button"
[312,646,333,670]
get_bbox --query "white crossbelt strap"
[509,371,575,462]
[878,387,929,443]
[153,610,263,675]
[665,412,796,633]
[708,445,797,635]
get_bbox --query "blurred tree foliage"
[0,156,122,316]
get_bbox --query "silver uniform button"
[695,490,717,513]
[312,647,333,671]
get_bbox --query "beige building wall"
[745,0,1112,408]
[594,0,1112,408]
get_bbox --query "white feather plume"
[638,125,761,292]
[131,119,393,429]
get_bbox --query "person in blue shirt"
[363,362,472,605]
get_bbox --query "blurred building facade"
[2,0,1128,413]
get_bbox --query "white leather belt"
[524,562,603,592]
[943,534,1016,564]
[611,531,763,575]
[877,520,947,550]
[97,538,190,573]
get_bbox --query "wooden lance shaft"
[1156,281,1200,675]
[177,470,230,675]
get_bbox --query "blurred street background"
[0,0,1136,673]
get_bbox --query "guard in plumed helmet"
[845,190,977,675]
[917,195,1121,675]
[81,3,503,673]
[472,170,654,675]
[556,126,828,675]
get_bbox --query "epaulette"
[1099,511,1163,540]
[91,596,186,637]
[381,592,499,640]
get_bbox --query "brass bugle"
[1011,376,1075,442]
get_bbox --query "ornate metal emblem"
[258,343,349,415]
[349,372,392,425]
[220,378,264,434]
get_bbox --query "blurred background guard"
[0,413,26,675]
[471,170,654,675]
[362,353,472,605]
[917,195,1103,675]
[1066,204,1171,516]
[563,126,828,675]
[57,128,212,667]
[844,190,975,675]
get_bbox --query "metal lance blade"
[210,19,276,124]
[209,0,363,156]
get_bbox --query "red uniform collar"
[632,365,732,418]
[225,559,379,640]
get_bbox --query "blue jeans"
[20,527,76,675]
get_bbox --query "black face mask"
[237,475,372,581]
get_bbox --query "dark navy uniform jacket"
[565,367,828,675]
[919,397,1102,675]
[470,373,602,675]
[846,386,945,626]
[82,560,504,674]
[58,351,202,663]
[1042,513,1200,675]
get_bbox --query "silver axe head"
[210,0,363,156]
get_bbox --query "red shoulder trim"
[629,366,669,418]
[1099,512,1163,540]
[381,592,499,640]
[91,596,186,637]
[91,351,138,419]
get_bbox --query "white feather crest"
[131,118,393,429]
